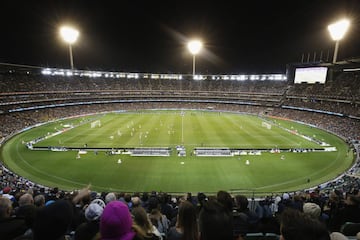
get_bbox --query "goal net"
[91,120,101,128]
[261,121,271,130]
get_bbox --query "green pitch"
[0,110,353,194]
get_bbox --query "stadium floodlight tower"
[187,40,202,76]
[327,19,350,63]
[60,26,79,70]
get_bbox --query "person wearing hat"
[100,201,136,240]
[1,187,15,202]
[2,187,11,194]
[75,199,106,240]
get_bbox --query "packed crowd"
[287,71,360,100]
[0,72,287,94]
[282,98,359,117]
[2,184,360,240]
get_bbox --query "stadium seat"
[264,233,279,240]
[341,222,360,236]
[245,233,264,240]
[245,232,279,240]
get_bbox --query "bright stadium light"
[327,19,350,63]
[187,40,202,76]
[60,26,79,69]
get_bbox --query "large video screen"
[294,67,328,84]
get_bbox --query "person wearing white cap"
[74,199,106,240]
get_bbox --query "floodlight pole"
[332,40,339,64]
[188,40,202,77]
[60,26,79,70]
[68,44,74,70]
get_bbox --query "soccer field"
[0,110,353,194]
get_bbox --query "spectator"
[198,199,233,240]
[159,193,174,222]
[330,194,360,232]
[75,199,105,240]
[33,194,45,207]
[216,190,233,213]
[196,192,207,214]
[32,199,74,240]
[279,208,330,240]
[0,196,27,240]
[100,201,136,240]
[233,195,259,235]
[132,197,142,209]
[105,192,117,204]
[167,200,198,240]
[147,197,170,238]
[303,202,321,219]
[132,206,162,240]
[15,193,37,236]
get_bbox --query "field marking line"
[255,156,341,190]
[15,142,86,186]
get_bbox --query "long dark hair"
[177,201,199,240]
[199,199,233,240]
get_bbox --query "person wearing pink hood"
[100,201,136,240]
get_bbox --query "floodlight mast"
[68,44,74,70]
[60,26,79,69]
[187,40,202,76]
[327,19,350,63]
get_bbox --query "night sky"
[1,0,360,74]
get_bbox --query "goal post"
[91,120,101,128]
[261,121,271,130]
